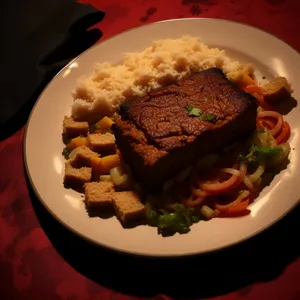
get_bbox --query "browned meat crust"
[113,68,257,191]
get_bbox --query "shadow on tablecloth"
[27,178,300,300]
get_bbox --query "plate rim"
[23,17,300,258]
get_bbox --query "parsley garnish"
[185,105,203,117]
[186,105,217,123]
[252,145,283,156]
[62,147,71,159]
[238,145,283,164]
[89,123,100,133]
[204,113,216,122]
[146,204,202,236]
[103,129,110,134]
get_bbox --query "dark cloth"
[0,0,104,127]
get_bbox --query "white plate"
[24,18,300,257]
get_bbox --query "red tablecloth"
[1,0,300,299]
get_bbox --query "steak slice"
[113,68,257,191]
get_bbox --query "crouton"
[84,181,115,207]
[261,77,293,103]
[88,133,116,154]
[69,145,99,168]
[64,162,92,190]
[112,191,145,225]
[63,116,89,138]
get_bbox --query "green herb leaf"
[204,113,216,122]
[62,147,71,160]
[238,145,283,164]
[89,123,100,133]
[146,203,202,236]
[185,105,203,117]
[251,145,283,157]
[146,209,160,226]
[238,154,257,163]
[192,215,202,223]
[103,129,110,134]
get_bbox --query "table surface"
[1,0,300,299]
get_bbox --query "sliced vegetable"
[109,166,123,181]
[257,118,276,131]
[90,157,102,177]
[267,142,291,168]
[239,162,247,181]
[257,111,283,136]
[199,168,241,195]
[243,176,256,193]
[97,116,114,133]
[252,128,277,147]
[241,74,256,87]
[275,122,291,145]
[244,84,263,95]
[247,164,265,183]
[98,154,121,174]
[67,136,90,150]
[110,166,131,189]
[99,175,111,182]
[182,189,207,207]
[117,173,131,189]
[243,84,264,106]
[223,199,250,215]
[215,190,250,211]
[253,177,262,189]
[199,205,215,220]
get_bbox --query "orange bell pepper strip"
[243,85,264,106]
[244,85,262,95]
[215,199,250,217]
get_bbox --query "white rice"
[71,36,254,122]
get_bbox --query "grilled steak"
[113,68,257,191]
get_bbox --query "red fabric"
[1,0,300,299]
